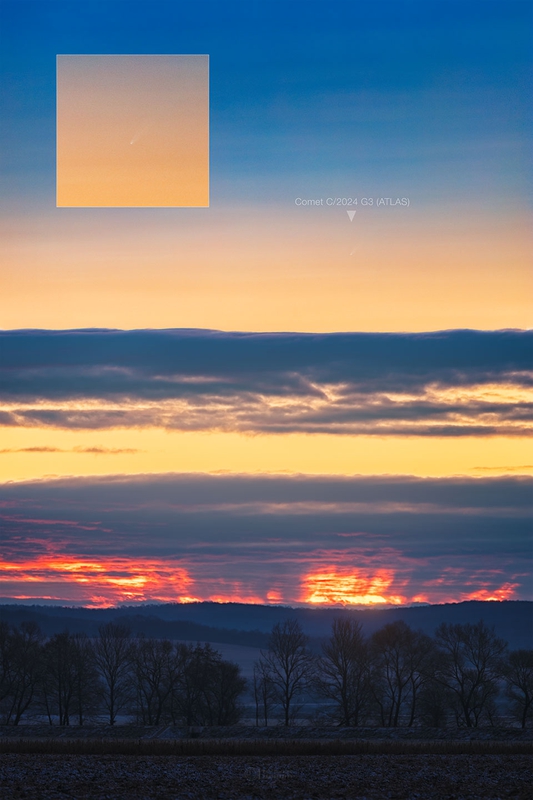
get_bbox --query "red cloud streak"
[0,555,520,608]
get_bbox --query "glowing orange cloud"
[301,567,406,606]
[0,554,523,608]
[0,556,267,608]
[208,594,265,605]
[460,582,519,602]
[0,555,193,607]
[418,567,521,604]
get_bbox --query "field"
[1,752,531,799]
[1,728,531,799]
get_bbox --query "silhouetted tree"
[71,633,100,726]
[203,656,247,725]
[172,643,213,726]
[93,623,133,725]
[369,621,435,727]
[417,676,450,728]
[1,613,526,729]
[41,631,77,725]
[167,642,246,726]
[5,622,43,725]
[404,629,437,726]
[259,619,314,726]
[0,622,14,720]
[315,618,371,726]
[370,621,414,727]
[434,621,507,728]
[253,659,276,726]
[131,635,179,725]
[503,649,533,728]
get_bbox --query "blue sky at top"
[1,0,531,207]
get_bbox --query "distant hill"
[0,600,531,650]
[0,606,270,649]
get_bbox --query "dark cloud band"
[0,328,531,435]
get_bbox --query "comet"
[129,119,150,145]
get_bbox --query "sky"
[56,55,209,206]
[0,0,531,607]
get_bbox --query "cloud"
[472,465,533,472]
[2,471,531,509]
[0,446,140,455]
[0,328,531,436]
[0,447,62,453]
[0,472,530,605]
[72,446,140,455]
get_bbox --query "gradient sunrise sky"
[57,55,209,206]
[0,0,531,607]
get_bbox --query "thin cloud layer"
[0,328,531,436]
[0,446,140,455]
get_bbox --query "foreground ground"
[1,754,532,800]
[1,725,532,741]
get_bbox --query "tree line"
[253,618,532,729]
[1,617,531,728]
[0,622,245,727]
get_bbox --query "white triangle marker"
[347,210,356,221]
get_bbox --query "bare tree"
[370,621,415,727]
[167,642,246,726]
[369,621,435,727]
[131,635,180,725]
[172,643,213,726]
[39,632,98,726]
[0,622,14,720]
[417,676,450,728]
[315,618,371,726]
[434,621,507,728]
[167,643,193,725]
[203,656,247,726]
[42,632,77,725]
[253,659,276,726]
[5,622,43,725]
[404,629,437,726]
[259,619,314,726]
[93,623,132,725]
[71,633,99,726]
[503,649,533,728]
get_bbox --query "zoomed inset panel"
[57,55,209,207]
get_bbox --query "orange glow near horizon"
[0,555,268,608]
[0,555,193,607]
[461,582,519,602]
[301,567,406,606]
[0,556,523,608]
[207,594,265,605]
